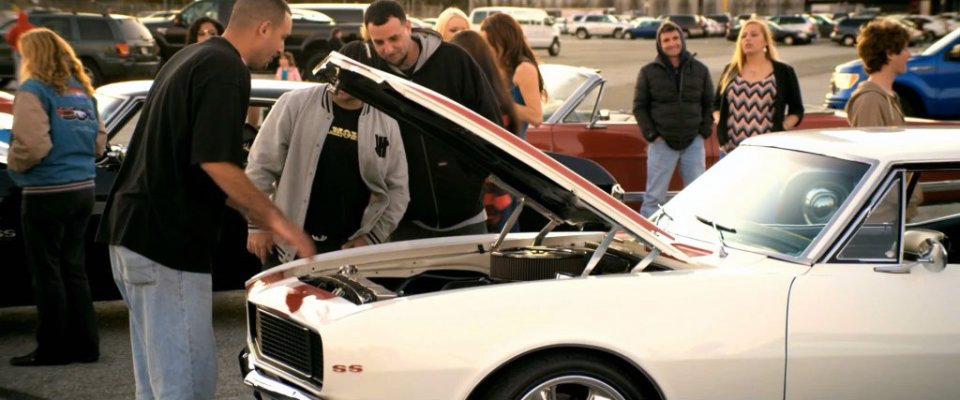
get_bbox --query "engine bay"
[299,241,672,305]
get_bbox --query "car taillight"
[115,43,130,58]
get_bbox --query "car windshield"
[291,9,333,24]
[540,66,592,120]
[920,27,960,56]
[656,146,870,258]
[94,92,127,122]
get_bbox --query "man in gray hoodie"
[633,21,714,218]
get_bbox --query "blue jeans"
[640,136,705,217]
[109,246,217,400]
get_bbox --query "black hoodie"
[633,22,715,151]
[340,31,502,229]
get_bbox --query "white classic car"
[240,53,960,400]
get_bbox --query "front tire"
[842,35,855,46]
[471,352,648,400]
[576,29,589,39]
[548,39,561,56]
[784,35,795,45]
[623,31,634,39]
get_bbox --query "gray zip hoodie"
[245,84,409,262]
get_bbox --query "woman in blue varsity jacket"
[7,28,106,367]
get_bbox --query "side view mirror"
[96,144,126,169]
[545,17,554,26]
[598,109,611,121]
[875,230,948,274]
[173,14,184,27]
[948,44,960,61]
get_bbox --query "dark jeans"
[21,187,99,360]
[390,220,488,241]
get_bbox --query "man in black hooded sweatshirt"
[633,21,714,218]
[340,0,500,240]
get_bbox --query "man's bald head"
[228,0,290,30]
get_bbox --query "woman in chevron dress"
[714,19,804,153]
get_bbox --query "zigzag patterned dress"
[725,73,777,147]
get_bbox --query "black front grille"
[254,307,324,384]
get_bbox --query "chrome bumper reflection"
[243,369,317,400]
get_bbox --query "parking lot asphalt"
[537,35,865,113]
[0,290,251,400]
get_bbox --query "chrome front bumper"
[240,349,321,400]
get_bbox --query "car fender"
[279,262,806,399]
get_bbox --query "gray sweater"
[245,84,409,262]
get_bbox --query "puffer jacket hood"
[655,21,692,67]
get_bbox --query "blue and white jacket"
[7,78,106,192]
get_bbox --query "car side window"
[34,17,74,40]
[77,19,114,41]
[472,11,487,25]
[836,174,902,262]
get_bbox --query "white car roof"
[290,3,368,10]
[744,127,960,164]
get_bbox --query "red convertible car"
[528,64,953,207]
[0,91,12,114]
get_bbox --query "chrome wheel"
[519,375,626,400]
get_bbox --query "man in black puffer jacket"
[633,21,714,218]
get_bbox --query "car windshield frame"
[655,145,874,262]
[920,27,960,56]
[539,65,596,122]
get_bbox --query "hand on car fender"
[266,213,316,259]
[246,231,275,263]
[341,236,370,250]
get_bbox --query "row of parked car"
[0,1,368,87]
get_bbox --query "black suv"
[143,0,336,74]
[0,11,159,86]
[831,16,874,46]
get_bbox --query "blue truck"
[825,28,960,119]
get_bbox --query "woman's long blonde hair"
[435,7,469,41]
[720,19,780,91]
[18,28,95,96]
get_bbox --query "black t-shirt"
[303,103,369,242]
[95,37,250,273]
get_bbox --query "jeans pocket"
[118,248,158,285]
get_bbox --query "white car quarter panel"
[257,266,803,399]
[787,263,960,399]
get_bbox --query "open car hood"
[315,53,693,263]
